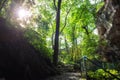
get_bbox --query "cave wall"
[96,0,120,62]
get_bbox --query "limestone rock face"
[96,0,120,61]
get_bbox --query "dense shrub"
[88,69,120,80]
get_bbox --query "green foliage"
[96,1,104,12]
[0,0,105,64]
[80,34,99,59]
[55,0,103,63]
[59,51,74,64]
[24,28,52,58]
[88,69,120,80]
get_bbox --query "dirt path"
[46,72,85,80]
[0,72,85,80]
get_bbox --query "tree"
[97,0,120,62]
[53,0,62,66]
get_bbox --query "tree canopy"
[0,0,105,63]
[2,0,120,79]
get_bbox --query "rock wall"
[0,17,56,80]
[96,0,120,62]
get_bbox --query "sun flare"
[18,9,26,18]
[17,8,32,19]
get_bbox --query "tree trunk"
[110,0,120,49]
[64,35,69,54]
[96,0,120,61]
[53,0,62,66]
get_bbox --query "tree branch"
[53,0,57,10]
[0,0,8,12]
[82,26,89,35]
[60,7,71,33]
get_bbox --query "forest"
[0,0,120,80]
